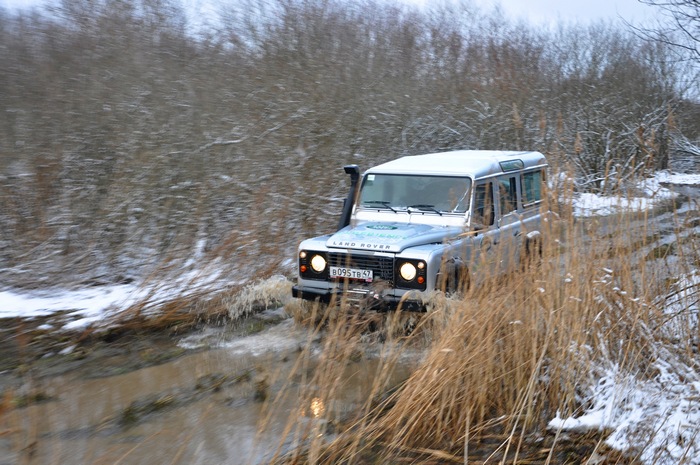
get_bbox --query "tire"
[440,259,470,295]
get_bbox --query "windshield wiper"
[362,200,399,213]
[407,204,443,216]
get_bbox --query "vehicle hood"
[326,222,461,253]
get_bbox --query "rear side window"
[522,170,543,206]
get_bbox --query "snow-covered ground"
[571,173,681,217]
[0,259,231,329]
[0,283,143,329]
[1,170,700,464]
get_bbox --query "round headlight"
[399,262,417,281]
[310,254,327,273]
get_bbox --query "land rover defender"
[291,150,548,310]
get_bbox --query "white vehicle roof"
[365,150,547,179]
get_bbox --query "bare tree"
[639,0,700,62]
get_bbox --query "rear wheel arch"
[522,231,543,269]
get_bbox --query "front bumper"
[292,285,424,312]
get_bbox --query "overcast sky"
[0,0,656,25]
[476,0,655,24]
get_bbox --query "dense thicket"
[0,0,698,286]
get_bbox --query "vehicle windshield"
[358,174,472,214]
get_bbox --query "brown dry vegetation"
[267,191,699,464]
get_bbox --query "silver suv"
[292,150,548,310]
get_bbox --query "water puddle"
[0,317,415,464]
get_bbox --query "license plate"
[329,266,373,282]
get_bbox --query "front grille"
[327,252,394,283]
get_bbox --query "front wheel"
[438,259,470,295]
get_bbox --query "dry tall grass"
[271,190,697,464]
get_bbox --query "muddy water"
[0,319,416,465]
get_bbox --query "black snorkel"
[337,164,360,231]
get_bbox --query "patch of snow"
[572,174,679,217]
[656,171,700,186]
[0,258,238,328]
[0,284,142,321]
[550,356,700,465]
